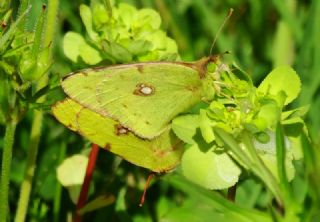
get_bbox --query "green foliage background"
[0,0,319,221]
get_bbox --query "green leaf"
[0,60,14,75]
[158,198,241,222]
[78,194,115,214]
[282,117,304,136]
[127,40,152,56]
[253,130,295,181]
[79,4,99,41]
[164,174,272,222]
[101,41,132,63]
[181,144,241,190]
[117,3,137,29]
[172,114,199,144]
[133,8,161,30]
[91,2,112,28]
[257,101,281,128]
[31,4,46,59]
[79,42,102,65]
[63,32,102,65]
[281,105,309,120]
[0,6,31,54]
[258,152,295,182]
[199,109,215,143]
[67,185,82,204]
[63,32,86,63]
[257,66,301,105]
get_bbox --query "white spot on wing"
[133,83,155,96]
[118,128,128,134]
[140,86,153,95]
[115,124,130,135]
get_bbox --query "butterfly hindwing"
[52,98,184,172]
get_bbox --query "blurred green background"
[1,0,319,221]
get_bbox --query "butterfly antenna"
[209,8,234,55]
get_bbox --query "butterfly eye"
[133,83,155,96]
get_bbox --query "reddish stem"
[227,184,237,202]
[139,173,154,207]
[74,143,100,222]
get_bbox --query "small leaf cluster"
[63,1,179,65]
[172,61,306,192]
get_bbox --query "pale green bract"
[181,144,241,190]
[56,154,89,204]
[57,154,88,187]
[257,66,301,105]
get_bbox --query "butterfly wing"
[62,62,207,139]
[52,98,184,172]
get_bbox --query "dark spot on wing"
[145,121,150,125]
[114,124,130,136]
[185,85,199,92]
[104,143,111,150]
[154,149,166,157]
[122,104,128,108]
[133,83,155,96]
[83,85,93,90]
[153,140,183,158]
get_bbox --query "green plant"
[1,1,319,222]
[0,0,58,221]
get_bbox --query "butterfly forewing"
[62,62,206,139]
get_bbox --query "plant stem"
[42,0,59,50]
[53,142,66,222]
[14,110,43,222]
[227,184,237,202]
[74,144,100,222]
[0,121,17,222]
[14,0,59,221]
